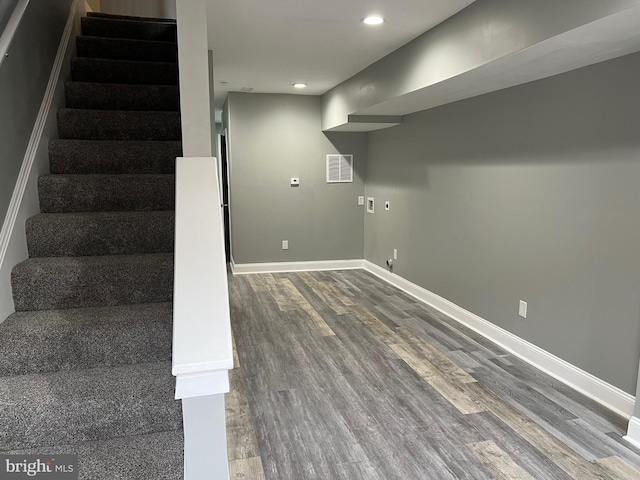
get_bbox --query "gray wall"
[0,0,73,229]
[0,0,19,34]
[226,93,366,264]
[365,52,640,395]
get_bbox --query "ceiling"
[205,0,475,122]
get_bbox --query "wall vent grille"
[326,154,353,183]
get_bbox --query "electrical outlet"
[519,300,527,318]
[358,196,365,205]
[393,249,398,260]
[282,240,289,250]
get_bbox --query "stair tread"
[71,57,178,85]
[77,34,177,46]
[87,11,177,24]
[0,361,181,451]
[38,174,175,213]
[49,139,180,174]
[57,108,181,141]
[76,35,177,63]
[2,430,183,480]
[81,16,177,42]
[12,253,174,311]
[27,211,175,257]
[65,81,180,111]
[0,303,172,376]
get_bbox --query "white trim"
[175,369,230,400]
[0,0,78,284]
[173,157,233,399]
[624,417,640,449]
[231,259,364,275]
[0,0,30,68]
[362,260,635,418]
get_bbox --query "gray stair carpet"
[58,109,181,140]
[77,35,178,62]
[0,11,183,478]
[65,82,179,111]
[27,211,175,257]
[49,140,180,174]
[71,57,178,85]
[38,174,175,212]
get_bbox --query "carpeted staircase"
[0,12,184,479]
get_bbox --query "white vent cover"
[326,154,353,183]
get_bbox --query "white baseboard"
[362,260,635,419]
[0,0,81,321]
[231,259,364,275]
[624,416,640,449]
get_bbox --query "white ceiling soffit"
[206,0,475,118]
[331,4,640,131]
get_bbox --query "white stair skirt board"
[231,259,365,275]
[363,261,635,419]
[624,417,640,449]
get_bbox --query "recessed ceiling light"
[293,83,307,89]
[362,15,385,25]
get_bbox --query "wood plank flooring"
[226,270,640,479]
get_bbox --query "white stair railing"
[174,157,232,479]
[174,0,233,478]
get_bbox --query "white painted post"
[182,395,229,480]
[176,0,212,157]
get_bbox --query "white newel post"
[174,1,233,479]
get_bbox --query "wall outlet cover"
[290,178,300,186]
[519,300,527,318]
[367,197,375,214]
[282,240,289,250]
[358,196,365,205]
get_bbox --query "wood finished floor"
[226,270,640,480]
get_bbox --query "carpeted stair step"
[11,253,173,311]
[58,108,181,141]
[77,35,177,63]
[2,430,184,480]
[38,174,174,213]
[0,361,181,451]
[88,11,177,24]
[81,16,177,42]
[49,140,180,174]
[0,303,172,377]
[65,82,179,111]
[26,211,175,257]
[71,57,178,85]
